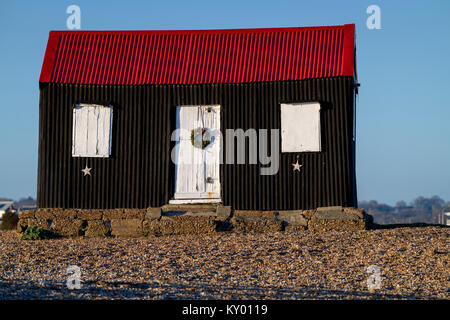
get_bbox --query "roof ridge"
[47,24,354,35]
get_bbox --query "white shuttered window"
[72,104,113,157]
[280,102,321,152]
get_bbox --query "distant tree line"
[13,196,36,209]
[359,196,450,224]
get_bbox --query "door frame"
[169,104,222,204]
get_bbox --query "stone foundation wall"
[17,206,373,237]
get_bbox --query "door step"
[162,203,220,213]
[168,199,222,205]
[161,204,232,221]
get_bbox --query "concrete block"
[52,218,84,237]
[35,209,55,220]
[85,220,109,237]
[146,207,162,220]
[276,210,308,226]
[18,210,35,219]
[313,206,360,220]
[124,209,146,219]
[233,210,277,218]
[58,209,78,219]
[110,219,143,237]
[216,206,232,220]
[77,210,102,220]
[230,216,283,233]
[103,209,127,220]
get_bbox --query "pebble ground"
[0,227,448,300]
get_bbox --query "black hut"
[37,24,358,211]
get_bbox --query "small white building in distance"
[0,201,14,220]
[440,212,450,226]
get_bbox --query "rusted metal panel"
[37,77,356,210]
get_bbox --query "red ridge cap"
[44,24,351,36]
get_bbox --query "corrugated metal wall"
[37,77,356,210]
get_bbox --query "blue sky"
[0,0,449,205]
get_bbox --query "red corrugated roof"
[39,24,355,85]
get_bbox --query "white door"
[171,105,221,203]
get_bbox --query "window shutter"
[72,104,113,157]
[280,102,321,152]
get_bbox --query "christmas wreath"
[191,127,211,149]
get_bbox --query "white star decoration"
[292,160,302,172]
[81,165,92,176]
